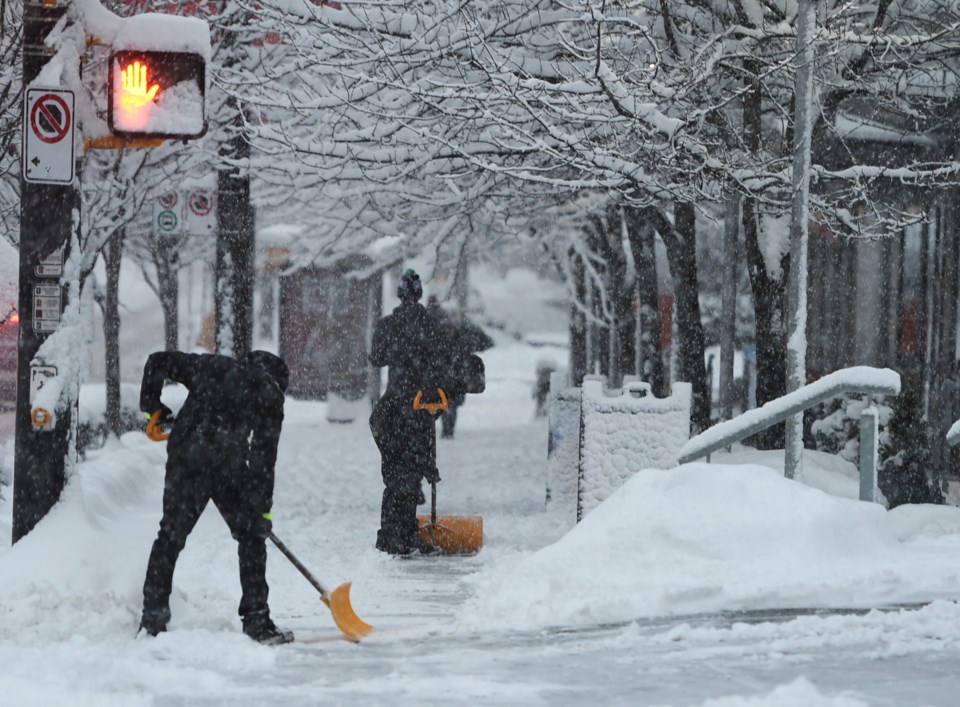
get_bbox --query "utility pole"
[215,101,254,359]
[13,0,78,542]
[785,0,816,481]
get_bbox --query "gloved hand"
[144,405,174,442]
[145,404,173,424]
[251,512,273,539]
[423,467,441,484]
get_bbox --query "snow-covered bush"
[811,396,893,466]
[878,387,944,508]
[76,384,145,456]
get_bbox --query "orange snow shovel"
[418,481,483,555]
[268,533,373,642]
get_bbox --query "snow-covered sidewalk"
[4,332,960,705]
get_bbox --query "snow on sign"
[23,88,75,184]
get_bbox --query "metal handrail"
[678,366,901,465]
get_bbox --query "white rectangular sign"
[36,245,64,278]
[29,365,57,405]
[33,284,61,332]
[23,87,75,185]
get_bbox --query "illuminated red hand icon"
[120,61,160,109]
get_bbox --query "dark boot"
[242,611,294,645]
[138,607,170,637]
[376,529,413,555]
[406,532,441,556]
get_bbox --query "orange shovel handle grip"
[146,409,171,442]
[413,388,448,415]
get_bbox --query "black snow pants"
[370,394,436,547]
[142,427,268,625]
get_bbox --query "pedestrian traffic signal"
[108,50,206,139]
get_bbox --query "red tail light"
[8,312,19,325]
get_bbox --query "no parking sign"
[152,181,217,236]
[185,186,216,234]
[23,88,75,184]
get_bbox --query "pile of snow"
[459,461,960,632]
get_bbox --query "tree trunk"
[103,228,123,437]
[742,58,787,449]
[624,207,664,396]
[155,234,179,352]
[593,208,635,388]
[648,203,710,431]
[569,250,587,386]
[720,198,740,421]
[743,198,788,448]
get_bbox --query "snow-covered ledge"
[679,366,901,465]
[946,419,960,448]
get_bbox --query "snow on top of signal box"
[112,14,211,59]
[79,0,211,60]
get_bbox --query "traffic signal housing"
[108,50,207,139]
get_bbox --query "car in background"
[0,307,18,408]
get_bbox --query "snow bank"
[696,677,867,706]
[459,462,960,632]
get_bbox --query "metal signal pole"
[13,0,79,542]
[784,0,816,481]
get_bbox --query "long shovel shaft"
[268,532,328,597]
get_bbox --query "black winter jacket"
[369,302,450,402]
[140,352,284,510]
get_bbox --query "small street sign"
[185,187,216,234]
[35,246,64,278]
[156,209,180,234]
[32,284,61,333]
[158,191,179,209]
[23,87,75,184]
[29,365,57,405]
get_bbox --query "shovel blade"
[321,582,374,642]
[417,514,484,555]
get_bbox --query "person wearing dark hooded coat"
[137,349,293,644]
[368,269,448,555]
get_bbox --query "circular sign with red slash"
[159,191,179,209]
[188,189,214,217]
[30,93,72,145]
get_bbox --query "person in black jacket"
[369,270,449,555]
[138,349,293,644]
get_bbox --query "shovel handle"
[268,531,330,599]
[431,481,437,525]
[146,410,171,442]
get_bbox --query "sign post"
[13,0,78,543]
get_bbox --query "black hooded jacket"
[140,352,285,511]
[369,302,450,402]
